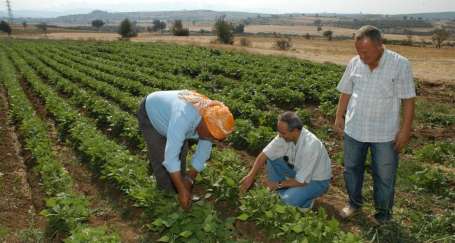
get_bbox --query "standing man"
[137,90,234,209]
[240,111,332,209]
[334,26,416,224]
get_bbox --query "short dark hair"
[355,25,383,43]
[278,111,302,132]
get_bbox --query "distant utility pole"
[6,0,13,23]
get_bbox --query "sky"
[5,0,455,15]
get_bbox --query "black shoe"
[373,212,392,225]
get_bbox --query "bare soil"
[0,86,45,242]
[17,76,144,242]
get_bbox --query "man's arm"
[170,172,192,210]
[239,152,268,193]
[394,98,415,152]
[334,93,351,136]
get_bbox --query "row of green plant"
[23,44,141,113]
[9,45,144,151]
[4,43,238,242]
[17,41,277,153]
[200,149,361,242]
[0,47,120,242]
[415,141,455,167]
[62,40,340,110]
[7,40,363,241]
[415,99,455,127]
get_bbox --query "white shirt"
[263,128,332,184]
[337,49,416,143]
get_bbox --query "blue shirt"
[145,90,212,173]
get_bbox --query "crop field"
[0,39,453,242]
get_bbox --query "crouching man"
[240,111,332,209]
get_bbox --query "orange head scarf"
[178,90,234,141]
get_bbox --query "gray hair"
[354,25,383,43]
[278,111,303,132]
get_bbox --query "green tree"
[0,21,12,35]
[233,23,245,34]
[323,30,333,41]
[151,19,166,33]
[118,18,137,39]
[171,20,189,36]
[214,16,234,44]
[35,22,48,36]
[432,28,449,48]
[91,19,105,31]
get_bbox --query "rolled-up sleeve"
[336,59,355,94]
[263,136,287,161]
[163,114,192,173]
[396,60,416,99]
[190,140,212,172]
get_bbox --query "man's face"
[355,37,383,66]
[197,121,221,143]
[277,121,294,142]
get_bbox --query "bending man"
[137,90,234,209]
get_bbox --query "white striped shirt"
[337,49,416,143]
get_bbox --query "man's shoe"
[340,205,360,219]
[373,213,391,225]
[298,200,315,213]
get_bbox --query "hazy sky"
[6,0,455,14]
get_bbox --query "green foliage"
[2,43,234,241]
[35,23,48,34]
[432,28,450,48]
[41,193,91,233]
[415,142,455,166]
[239,188,360,242]
[319,87,339,118]
[150,19,166,32]
[65,227,121,243]
[149,201,235,242]
[416,99,455,127]
[323,30,334,41]
[0,48,118,240]
[213,16,234,44]
[409,210,455,242]
[171,20,189,36]
[233,23,245,34]
[0,20,12,35]
[91,19,105,30]
[201,148,248,203]
[228,119,275,153]
[295,108,312,127]
[421,111,455,127]
[409,167,454,198]
[0,226,8,242]
[118,18,137,38]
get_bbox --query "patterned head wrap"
[178,90,234,140]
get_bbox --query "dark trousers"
[343,133,399,220]
[137,98,188,193]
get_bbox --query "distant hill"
[1,10,91,19]
[5,9,455,26]
[12,10,270,25]
[394,12,455,20]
